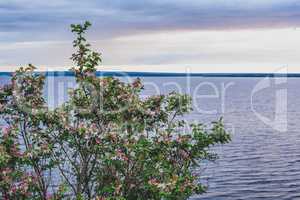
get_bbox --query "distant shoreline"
[1,71,300,77]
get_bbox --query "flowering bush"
[0,22,230,200]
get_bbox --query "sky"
[1,0,300,72]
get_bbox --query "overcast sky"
[1,0,300,72]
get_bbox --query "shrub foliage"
[0,22,230,200]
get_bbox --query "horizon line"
[1,71,300,77]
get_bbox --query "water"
[1,74,300,200]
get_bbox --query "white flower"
[157,183,167,189]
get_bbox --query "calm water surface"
[1,75,300,200]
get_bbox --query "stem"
[20,118,47,200]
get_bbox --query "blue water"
[1,74,300,200]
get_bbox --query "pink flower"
[91,123,97,129]
[95,138,101,144]
[115,149,129,161]
[2,126,11,137]
[1,167,12,176]
[10,145,23,157]
[148,178,159,186]
[46,193,53,200]
[9,185,17,194]
[132,78,142,89]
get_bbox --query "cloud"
[1,0,300,70]
[98,28,300,69]
[1,28,300,72]
[1,0,300,42]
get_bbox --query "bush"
[0,22,230,200]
